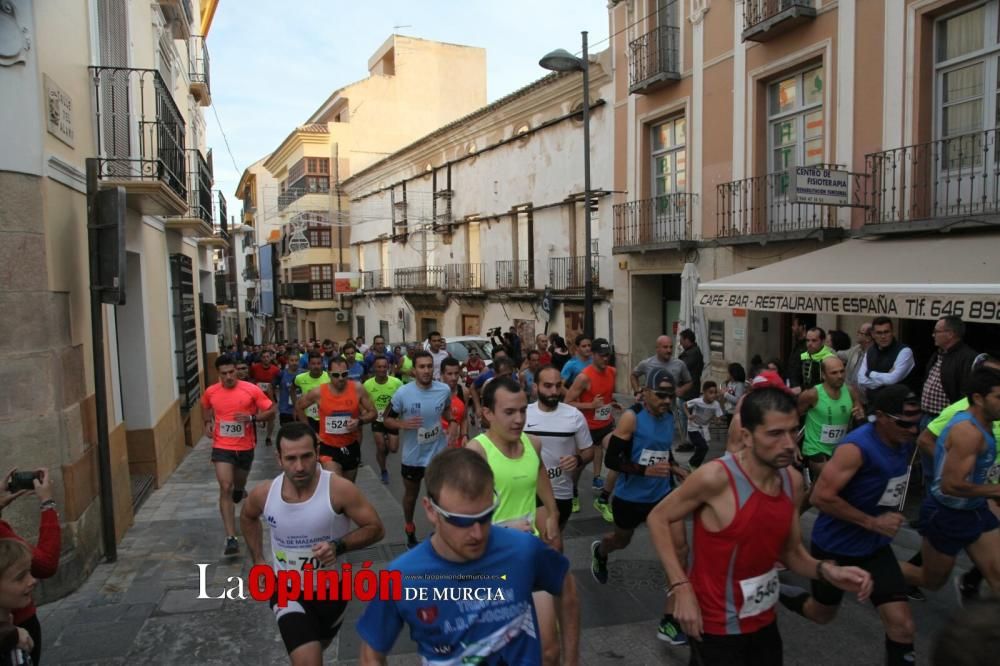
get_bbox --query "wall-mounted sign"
[792,166,848,205]
[334,271,361,294]
[44,74,74,147]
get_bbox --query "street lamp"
[540,32,594,339]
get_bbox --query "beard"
[539,393,560,408]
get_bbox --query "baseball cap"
[593,338,612,355]
[873,384,920,417]
[646,368,677,392]
[750,370,793,395]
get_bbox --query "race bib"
[305,404,319,419]
[638,448,669,466]
[417,423,442,445]
[376,408,386,423]
[274,546,325,572]
[496,514,534,532]
[467,370,480,379]
[820,424,847,445]
[877,472,910,507]
[219,420,245,438]
[546,466,563,480]
[324,415,352,435]
[986,463,1000,485]
[257,382,271,393]
[594,404,613,421]
[738,568,779,619]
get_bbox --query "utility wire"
[211,103,242,178]
[572,1,664,57]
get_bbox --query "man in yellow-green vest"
[792,326,836,393]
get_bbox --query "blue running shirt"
[390,380,453,467]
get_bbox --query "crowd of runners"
[183,316,1000,665]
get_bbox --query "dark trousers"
[689,431,710,467]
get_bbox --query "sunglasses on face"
[884,413,921,431]
[428,493,499,528]
[651,390,676,399]
[328,371,349,379]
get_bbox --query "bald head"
[821,356,846,389]
[655,336,675,361]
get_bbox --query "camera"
[488,326,502,337]
[7,471,40,493]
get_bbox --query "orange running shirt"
[201,381,273,451]
[317,381,360,448]
[580,365,616,430]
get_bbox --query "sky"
[206,1,612,211]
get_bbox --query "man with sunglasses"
[384,351,453,549]
[356,448,575,666]
[591,370,691,645]
[296,356,377,482]
[779,385,920,666]
[901,364,1000,597]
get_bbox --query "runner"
[524,365,594,529]
[779,385,920,666]
[201,355,276,556]
[560,335,592,387]
[590,370,691,645]
[901,365,1000,594]
[565,338,616,520]
[467,375,577,665]
[240,422,385,665]
[249,350,282,446]
[648,387,872,665]
[356,448,575,665]
[341,342,365,382]
[440,357,469,448]
[798,356,865,494]
[276,352,301,427]
[235,359,251,381]
[296,356,377,482]
[427,331,449,381]
[294,352,331,433]
[383,351,453,548]
[363,355,403,485]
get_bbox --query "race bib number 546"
[739,568,779,618]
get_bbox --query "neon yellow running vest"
[475,432,539,534]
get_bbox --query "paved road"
[36,421,968,665]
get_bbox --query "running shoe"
[590,540,608,584]
[223,536,239,556]
[657,616,688,645]
[954,573,979,608]
[406,528,418,550]
[594,498,614,523]
[571,496,580,513]
[232,488,245,504]
[380,469,389,485]
[591,476,605,490]
[905,586,926,602]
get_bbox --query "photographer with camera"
[1,467,61,665]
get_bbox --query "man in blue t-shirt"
[276,353,301,425]
[560,335,593,386]
[385,351,454,549]
[363,335,396,376]
[357,448,575,665]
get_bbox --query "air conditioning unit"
[335,311,349,323]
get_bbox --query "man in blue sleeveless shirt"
[779,384,919,666]
[901,365,1000,595]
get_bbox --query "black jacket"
[925,341,978,404]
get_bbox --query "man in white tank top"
[240,422,385,664]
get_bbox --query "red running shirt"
[580,365,616,430]
[249,363,280,393]
[201,381,273,451]
[689,455,794,636]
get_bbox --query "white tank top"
[264,466,352,572]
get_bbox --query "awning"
[696,236,1000,323]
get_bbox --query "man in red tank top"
[566,339,618,521]
[297,356,377,482]
[647,388,873,665]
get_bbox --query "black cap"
[593,338,612,355]
[646,368,677,391]
[873,384,920,416]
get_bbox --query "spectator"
[534,334,552,365]
[828,329,851,352]
[550,334,571,371]
[857,317,915,405]
[791,327,835,392]
[723,362,747,417]
[842,322,873,393]
[678,329,704,399]
[0,468,60,666]
[785,314,811,384]
[921,316,978,421]
[0,539,36,666]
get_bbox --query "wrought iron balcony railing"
[90,66,186,202]
[496,259,533,291]
[216,190,228,236]
[716,168,839,239]
[183,149,213,225]
[189,35,211,104]
[743,0,816,42]
[549,256,602,291]
[361,269,392,291]
[613,193,695,250]
[444,263,486,290]
[628,25,680,94]
[394,266,444,290]
[864,128,1000,228]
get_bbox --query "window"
[309,264,333,281]
[308,229,331,247]
[768,66,825,195]
[311,283,332,299]
[651,117,687,195]
[935,2,1000,170]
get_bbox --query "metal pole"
[581,31,594,339]
[85,158,118,562]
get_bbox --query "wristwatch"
[332,538,348,557]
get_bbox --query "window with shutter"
[98,0,131,173]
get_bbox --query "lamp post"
[540,31,594,340]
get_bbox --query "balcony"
[243,265,259,281]
[166,149,213,237]
[549,256,602,291]
[280,283,313,300]
[628,25,680,95]
[394,266,444,291]
[90,67,187,215]
[444,263,486,290]
[496,259,533,291]
[278,186,329,212]
[361,269,392,291]
[743,0,816,43]
[157,0,194,40]
[189,35,211,106]
[613,193,696,252]
[863,128,1000,232]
